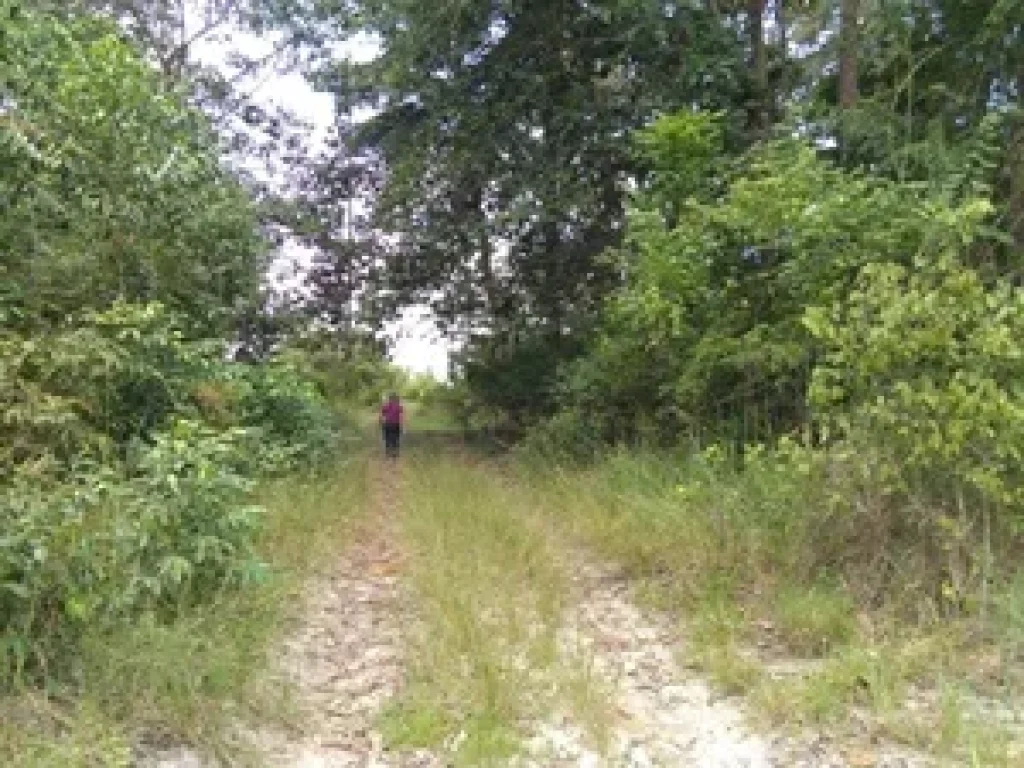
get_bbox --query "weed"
[0,697,131,768]
[558,647,616,752]
[698,644,764,696]
[771,584,857,657]
[378,696,452,749]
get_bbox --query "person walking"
[380,393,404,458]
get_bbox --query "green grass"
[696,644,765,696]
[753,644,908,724]
[520,448,1024,762]
[772,583,857,657]
[382,451,608,764]
[0,455,370,767]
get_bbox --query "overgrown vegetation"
[523,444,1024,762]
[476,4,1024,753]
[0,4,370,761]
[0,466,369,766]
[523,104,1024,614]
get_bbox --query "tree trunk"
[775,0,787,55]
[1011,128,1023,256]
[748,0,767,132]
[1010,64,1024,266]
[838,0,860,108]
[775,0,788,116]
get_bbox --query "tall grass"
[0,455,369,767]
[381,452,605,764]
[521,445,1024,764]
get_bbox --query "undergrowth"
[0,457,369,767]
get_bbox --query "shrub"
[772,584,857,657]
[230,360,340,469]
[807,249,1024,614]
[0,300,348,687]
[0,302,212,476]
[1,421,265,685]
[520,408,607,464]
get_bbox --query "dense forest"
[2,0,1024,765]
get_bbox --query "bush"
[807,248,1024,515]
[0,303,347,687]
[223,359,341,471]
[0,302,201,475]
[520,408,607,464]
[773,584,857,657]
[1,421,264,685]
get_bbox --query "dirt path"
[524,554,930,768]
[252,460,439,768]
[139,453,933,767]
[257,456,929,767]
[549,556,770,767]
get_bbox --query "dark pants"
[382,423,401,457]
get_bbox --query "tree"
[837,0,859,108]
[0,5,266,333]
[548,110,1014,447]
[747,0,768,131]
[41,0,325,77]
[312,0,747,336]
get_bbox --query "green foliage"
[0,2,364,757]
[298,338,408,407]
[0,6,347,678]
[806,250,1024,512]
[226,357,342,471]
[541,105,1021,522]
[1,420,263,684]
[0,298,344,686]
[0,5,265,333]
[1,301,343,477]
[772,584,857,657]
[460,331,586,432]
[544,110,960,448]
[311,0,747,405]
[0,302,206,473]
[0,462,369,766]
[521,407,607,464]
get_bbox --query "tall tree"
[313,0,746,336]
[837,0,859,108]
[0,6,266,333]
[747,0,768,131]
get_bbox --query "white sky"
[188,17,451,380]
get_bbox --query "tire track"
[254,460,440,768]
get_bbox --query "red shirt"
[381,401,403,425]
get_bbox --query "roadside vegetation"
[521,446,1024,765]
[0,467,368,767]
[0,7,371,764]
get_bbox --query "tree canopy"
[295,0,1021,426]
[1,4,268,334]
